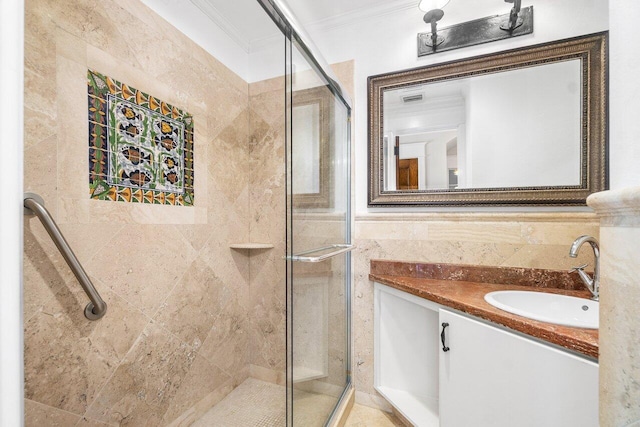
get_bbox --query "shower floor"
[193,378,285,426]
[193,378,403,426]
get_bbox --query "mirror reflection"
[368,32,607,206]
[292,86,333,208]
[383,59,582,192]
[293,102,321,194]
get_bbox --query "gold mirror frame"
[368,32,608,207]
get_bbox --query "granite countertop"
[369,260,599,360]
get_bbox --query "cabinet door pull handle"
[441,322,450,352]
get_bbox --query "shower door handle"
[286,244,354,263]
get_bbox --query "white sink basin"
[484,290,598,329]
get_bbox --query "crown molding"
[189,0,421,56]
[190,0,250,52]
[304,0,418,33]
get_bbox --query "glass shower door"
[286,41,352,426]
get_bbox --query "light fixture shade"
[418,0,450,12]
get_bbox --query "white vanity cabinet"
[439,309,598,427]
[374,282,599,427]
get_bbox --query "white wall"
[609,0,640,189]
[466,60,581,188]
[0,1,24,424]
[292,104,321,194]
[426,140,448,189]
[300,0,609,212]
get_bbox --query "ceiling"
[189,0,516,52]
[144,0,515,80]
[189,0,420,50]
[284,0,412,26]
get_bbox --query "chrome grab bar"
[287,244,354,263]
[24,193,107,320]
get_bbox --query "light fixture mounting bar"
[418,6,533,57]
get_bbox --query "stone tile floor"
[344,403,405,426]
[193,378,404,426]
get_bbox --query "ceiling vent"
[402,94,424,103]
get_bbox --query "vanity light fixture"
[501,0,524,31]
[418,0,451,49]
[417,0,534,57]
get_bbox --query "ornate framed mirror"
[368,32,608,206]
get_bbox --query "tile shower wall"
[247,76,287,382]
[24,0,253,424]
[352,213,599,409]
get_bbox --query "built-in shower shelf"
[229,243,274,250]
[293,366,327,383]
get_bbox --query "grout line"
[82,223,127,267]
[76,277,153,424]
[189,319,242,381]
[92,276,160,334]
[147,237,198,323]
[79,315,153,425]
[112,318,236,425]
[25,398,85,422]
[24,306,43,325]
[23,222,127,326]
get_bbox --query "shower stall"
[19,0,352,425]
[284,7,354,424]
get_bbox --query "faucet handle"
[569,263,588,273]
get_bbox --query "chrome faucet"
[568,235,600,301]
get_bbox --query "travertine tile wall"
[23,0,256,424]
[247,76,287,381]
[588,188,640,425]
[352,213,599,409]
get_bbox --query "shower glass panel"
[287,39,352,426]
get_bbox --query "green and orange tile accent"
[87,69,194,206]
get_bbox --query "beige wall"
[589,189,640,425]
[23,0,258,424]
[248,76,287,380]
[352,213,599,408]
[600,2,640,424]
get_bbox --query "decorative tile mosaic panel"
[87,70,194,206]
